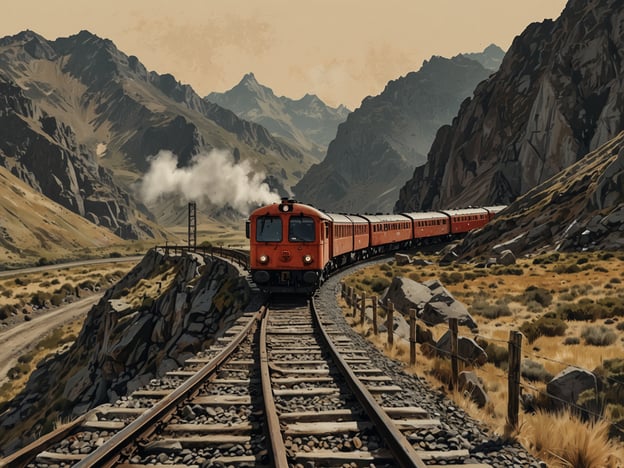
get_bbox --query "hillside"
[457,131,624,258]
[396,0,624,212]
[0,166,129,268]
[206,73,349,161]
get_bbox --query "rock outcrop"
[456,132,624,258]
[396,0,624,212]
[294,50,497,213]
[0,249,251,454]
[206,73,349,161]
[0,76,151,239]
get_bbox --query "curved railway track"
[1,249,527,467]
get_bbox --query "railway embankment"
[0,248,252,456]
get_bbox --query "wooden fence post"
[387,300,394,347]
[360,292,366,326]
[372,296,378,335]
[508,331,522,430]
[409,308,416,366]
[449,318,459,391]
[351,289,357,316]
[347,287,353,307]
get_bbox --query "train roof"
[483,205,507,213]
[249,200,331,221]
[325,213,369,224]
[401,211,449,221]
[439,207,490,216]
[359,213,411,223]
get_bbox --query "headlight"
[303,254,313,264]
[259,255,269,264]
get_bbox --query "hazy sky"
[2,1,567,108]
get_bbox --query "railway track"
[3,292,491,467]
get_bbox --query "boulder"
[546,366,597,410]
[498,249,516,265]
[458,371,489,408]
[394,253,411,266]
[436,330,487,365]
[381,277,433,313]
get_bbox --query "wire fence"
[338,281,624,435]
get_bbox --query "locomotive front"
[247,199,330,294]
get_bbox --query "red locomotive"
[247,199,505,293]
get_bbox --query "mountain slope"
[396,0,624,211]
[0,30,314,234]
[0,166,125,268]
[457,131,624,258]
[206,73,349,160]
[293,51,496,213]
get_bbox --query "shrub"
[563,336,580,345]
[1,289,12,298]
[469,299,512,319]
[521,359,553,383]
[520,315,567,343]
[478,340,508,368]
[30,291,52,308]
[492,266,523,276]
[50,294,64,307]
[553,263,581,274]
[532,253,560,265]
[617,322,624,331]
[581,325,617,346]
[440,271,464,284]
[370,278,390,294]
[50,278,60,285]
[109,251,122,258]
[521,286,553,307]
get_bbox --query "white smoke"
[140,149,280,213]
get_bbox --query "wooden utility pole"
[449,318,459,391]
[508,331,523,430]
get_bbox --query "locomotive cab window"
[256,216,282,242]
[289,216,315,242]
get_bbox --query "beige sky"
[2,0,567,108]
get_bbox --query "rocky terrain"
[294,47,501,213]
[457,131,624,258]
[0,249,252,454]
[396,0,624,212]
[0,30,314,236]
[206,72,349,161]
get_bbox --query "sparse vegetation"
[581,325,617,346]
[339,250,624,465]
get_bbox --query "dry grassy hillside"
[341,250,624,467]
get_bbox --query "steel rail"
[310,298,428,468]
[259,308,289,467]
[73,306,265,468]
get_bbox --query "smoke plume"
[140,149,280,213]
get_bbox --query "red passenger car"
[441,208,490,234]
[361,214,412,250]
[402,211,451,240]
[247,198,330,293]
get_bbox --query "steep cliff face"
[206,73,349,160]
[0,250,251,454]
[293,52,495,213]
[396,0,624,211]
[457,131,624,258]
[0,76,153,239]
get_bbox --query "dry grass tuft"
[522,410,624,467]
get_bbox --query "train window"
[256,217,282,242]
[289,216,315,242]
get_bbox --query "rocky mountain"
[206,73,349,160]
[0,30,314,237]
[0,75,157,240]
[293,49,497,213]
[457,131,624,258]
[396,0,624,212]
[0,166,126,268]
[463,43,505,71]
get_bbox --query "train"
[246,198,505,294]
